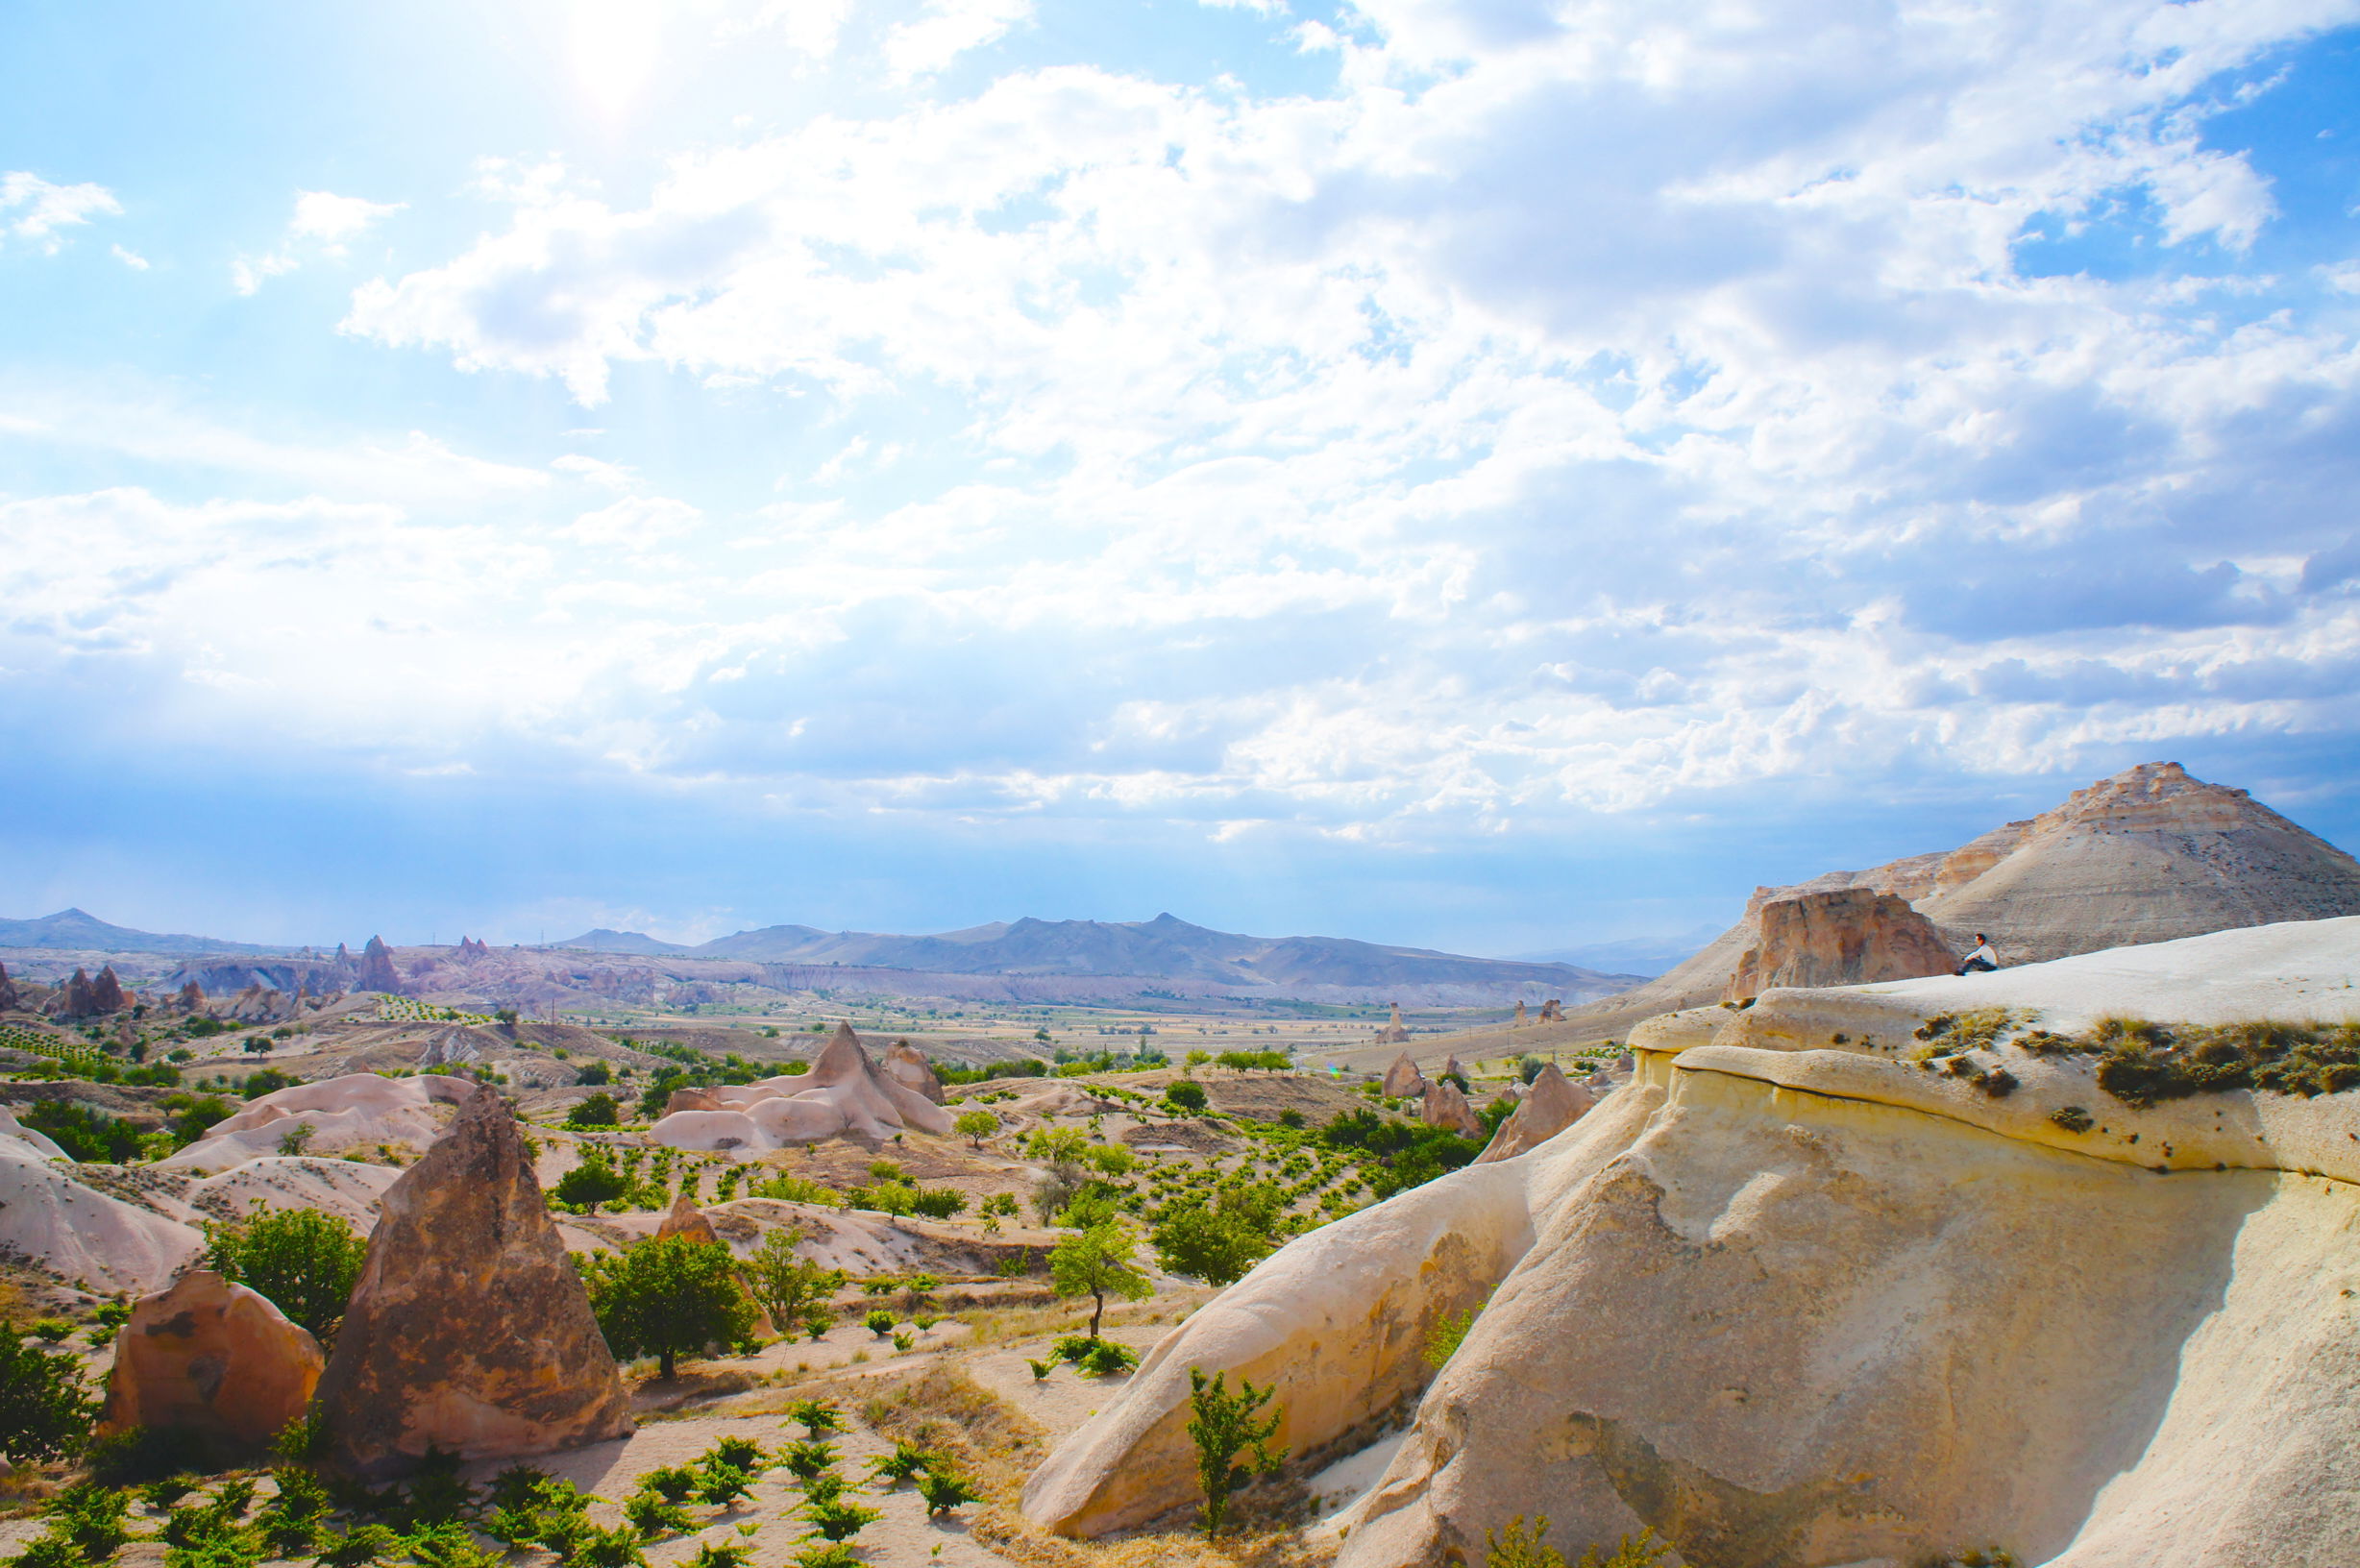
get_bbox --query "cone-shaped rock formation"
[1381,1052,1428,1099]
[1475,1064,1595,1163]
[1722,887,1956,1001]
[314,1086,631,1476]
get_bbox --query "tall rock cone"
[314,1086,632,1476]
[1375,1001,1411,1044]
[89,966,129,1015]
[1512,999,1527,1025]
[1421,1078,1484,1139]
[1475,1065,1595,1164]
[1382,1051,1428,1099]
[654,1188,722,1247]
[0,963,16,1013]
[355,936,403,995]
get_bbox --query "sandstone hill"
[645,1022,955,1152]
[1023,917,2360,1567]
[1553,761,2360,1043]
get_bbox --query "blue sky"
[4,0,2359,956]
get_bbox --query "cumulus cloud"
[0,171,120,252]
[234,188,404,294]
[38,0,2360,849]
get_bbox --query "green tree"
[0,1324,96,1463]
[206,1207,369,1343]
[741,1228,844,1336]
[1151,1186,1282,1286]
[1048,1221,1151,1339]
[952,1110,999,1148]
[1024,1126,1089,1163]
[565,1093,620,1130]
[1186,1368,1286,1536]
[553,1159,630,1214]
[1163,1081,1207,1115]
[581,1236,756,1380]
[18,1101,143,1163]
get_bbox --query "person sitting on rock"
[1956,934,2000,975]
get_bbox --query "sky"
[4,0,2360,958]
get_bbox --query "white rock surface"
[1026,919,2360,1568]
[0,1132,204,1294]
[646,1025,954,1151]
[160,1072,473,1174]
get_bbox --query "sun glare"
[567,0,666,116]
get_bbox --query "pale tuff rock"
[1561,761,2360,1041]
[1026,919,2360,1568]
[0,1131,203,1293]
[100,1269,323,1454]
[882,1039,946,1103]
[1420,1079,1484,1139]
[1721,887,1956,1000]
[0,963,17,1013]
[646,1023,954,1153]
[186,1157,401,1232]
[1476,1064,1595,1164]
[316,1086,632,1477]
[1537,999,1562,1021]
[655,1188,723,1247]
[1381,1052,1428,1099]
[664,1086,725,1115]
[160,1071,473,1174]
[1439,1054,1463,1080]
[1512,999,1528,1025]
[1375,1002,1411,1044]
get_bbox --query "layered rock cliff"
[1025,918,2360,1568]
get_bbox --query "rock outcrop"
[160,1072,474,1173]
[176,980,205,1012]
[645,1023,955,1153]
[1512,999,1527,1025]
[1381,1052,1427,1099]
[355,936,403,995]
[654,1188,722,1246]
[882,1040,946,1103]
[1537,999,1562,1022]
[1420,1079,1483,1139]
[1561,761,2360,1041]
[100,1270,324,1453]
[315,1086,633,1477]
[1374,1003,1411,1044]
[1475,1064,1594,1164]
[0,963,17,1013]
[1024,918,2360,1568]
[1721,886,1956,1000]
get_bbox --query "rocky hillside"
[1555,761,2360,1041]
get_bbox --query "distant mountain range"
[553,912,1641,997]
[1512,928,1722,978]
[0,908,285,956]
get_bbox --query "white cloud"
[0,171,120,252]
[56,0,2360,838]
[111,244,149,270]
[883,0,1034,81]
[234,188,404,294]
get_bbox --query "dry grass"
[962,1292,1197,1348]
[973,1507,1337,1568]
[861,1363,1049,1498]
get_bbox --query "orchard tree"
[581,1235,756,1380]
[553,1158,630,1214]
[1049,1221,1150,1339]
[742,1227,844,1335]
[953,1110,1000,1148]
[206,1206,369,1343]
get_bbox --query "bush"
[205,1207,369,1343]
[908,1187,966,1219]
[864,1310,895,1337]
[1164,1081,1208,1115]
[18,1101,144,1163]
[579,1236,757,1380]
[1485,1515,1672,1568]
[1151,1185,1282,1286]
[1186,1368,1286,1536]
[574,1063,612,1087]
[565,1094,620,1130]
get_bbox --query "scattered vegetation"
[579,1235,757,1379]
[204,1207,369,1344]
[1186,1368,1287,1536]
[1485,1515,1671,1568]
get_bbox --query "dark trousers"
[1956,957,1997,975]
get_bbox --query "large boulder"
[313,1087,632,1477]
[99,1270,323,1454]
[882,1040,945,1103]
[1420,1079,1484,1139]
[1476,1064,1595,1164]
[1025,919,2360,1566]
[1381,1052,1427,1099]
[1722,886,1955,1000]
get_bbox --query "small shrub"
[783,1398,841,1437]
[624,1493,692,1540]
[865,1310,896,1337]
[1185,1368,1287,1536]
[797,1499,879,1543]
[639,1466,698,1504]
[866,1440,938,1486]
[778,1440,838,1482]
[2050,1105,2095,1134]
[1425,1302,1482,1369]
[916,1469,981,1517]
[1081,1341,1138,1377]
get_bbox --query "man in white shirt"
[1955,934,2000,975]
